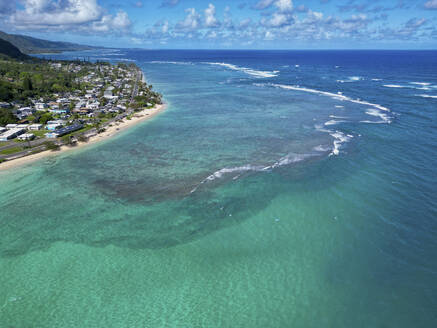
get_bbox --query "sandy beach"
[0,103,166,172]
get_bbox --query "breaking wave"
[256,83,392,112]
[148,61,194,65]
[337,76,363,83]
[253,83,394,156]
[362,108,392,123]
[204,62,279,78]
[416,94,437,99]
[190,153,311,193]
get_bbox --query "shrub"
[44,141,60,151]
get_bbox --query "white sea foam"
[325,120,346,126]
[372,78,382,81]
[335,105,344,108]
[337,76,363,83]
[330,115,348,119]
[149,61,194,65]
[204,62,279,78]
[260,83,391,112]
[330,131,353,156]
[383,84,406,88]
[313,145,332,152]
[410,82,431,86]
[190,153,310,193]
[416,94,437,99]
[364,108,391,123]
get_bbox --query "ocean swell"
[190,153,311,193]
[204,62,279,78]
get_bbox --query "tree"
[23,76,33,91]
[0,82,13,101]
[0,108,17,125]
[39,113,53,124]
[44,141,60,151]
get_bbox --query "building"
[28,124,43,131]
[0,127,6,134]
[18,133,35,141]
[104,86,115,99]
[5,124,18,129]
[0,128,26,141]
[45,123,83,138]
[35,103,48,111]
[47,123,63,131]
[49,108,70,114]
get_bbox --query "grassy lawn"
[0,146,23,155]
[0,141,11,147]
[59,125,95,139]
[32,130,50,137]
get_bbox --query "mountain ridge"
[0,31,100,54]
[0,38,30,60]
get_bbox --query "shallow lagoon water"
[1,50,437,327]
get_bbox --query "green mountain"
[0,31,98,54]
[0,38,29,60]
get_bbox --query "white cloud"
[424,0,437,9]
[11,0,102,26]
[204,3,220,28]
[275,0,293,12]
[176,8,201,31]
[162,20,169,34]
[90,11,131,33]
[8,0,131,33]
[264,31,274,40]
[253,0,275,10]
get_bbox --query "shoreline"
[0,103,167,172]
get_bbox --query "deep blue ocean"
[1,50,437,327]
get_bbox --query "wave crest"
[204,62,279,78]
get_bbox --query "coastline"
[0,103,167,172]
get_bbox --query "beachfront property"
[17,133,35,141]
[28,124,43,131]
[1,60,161,156]
[0,128,26,141]
[45,123,83,138]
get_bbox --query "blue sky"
[1,0,437,49]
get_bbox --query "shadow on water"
[0,153,343,259]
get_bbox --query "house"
[0,128,26,141]
[28,124,43,131]
[5,124,18,129]
[35,103,48,111]
[16,124,29,129]
[0,127,6,134]
[104,86,115,99]
[0,102,10,108]
[18,133,35,141]
[49,107,70,114]
[46,123,63,131]
[45,123,83,138]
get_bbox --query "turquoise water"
[1,50,437,327]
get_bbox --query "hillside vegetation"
[0,31,97,54]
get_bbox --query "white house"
[18,133,35,141]
[0,128,26,141]
[35,103,48,111]
[28,124,43,131]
